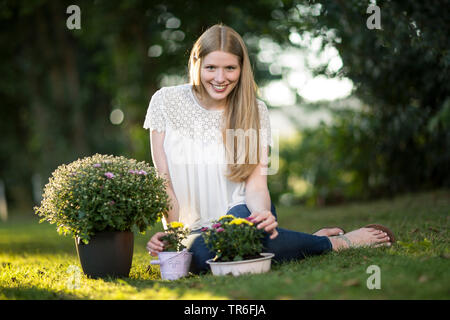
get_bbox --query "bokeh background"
[0,0,449,219]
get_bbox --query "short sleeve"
[257,100,272,147]
[143,88,166,132]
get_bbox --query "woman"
[144,24,394,274]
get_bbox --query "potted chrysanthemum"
[34,153,170,278]
[150,221,193,280]
[202,215,275,276]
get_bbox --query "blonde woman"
[145,24,395,273]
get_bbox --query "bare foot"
[313,227,345,237]
[329,227,391,251]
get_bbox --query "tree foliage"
[0,0,289,208]
[268,0,450,204]
[1,0,448,209]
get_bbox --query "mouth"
[211,84,228,92]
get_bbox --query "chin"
[207,89,229,99]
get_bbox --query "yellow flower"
[229,218,253,226]
[169,221,184,229]
[218,214,235,221]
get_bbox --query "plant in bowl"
[150,221,193,280]
[202,215,275,276]
[34,153,170,278]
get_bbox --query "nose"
[215,68,225,83]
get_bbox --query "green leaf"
[131,224,140,235]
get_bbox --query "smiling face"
[199,50,241,110]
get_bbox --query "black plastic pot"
[75,231,134,279]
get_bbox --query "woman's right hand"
[146,232,167,257]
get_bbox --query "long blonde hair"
[188,24,261,183]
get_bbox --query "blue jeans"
[185,202,333,274]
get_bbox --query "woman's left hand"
[249,210,278,239]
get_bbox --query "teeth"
[213,84,226,90]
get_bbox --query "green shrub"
[270,101,450,207]
[34,153,170,243]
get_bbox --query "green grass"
[1,190,449,300]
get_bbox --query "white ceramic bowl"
[206,253,275,276]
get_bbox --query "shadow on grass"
[0,216,157,256]
[0,285,81,300]
[0,241,77,256]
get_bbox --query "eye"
[205,66,215,70]
[227,66,237,70]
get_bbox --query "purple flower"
[201,227,209,232]
[129,169,147,175]
[93,163,101,168]
[104,172,115,179]
[109,200,115,205]
[212,223,222,229]
[216,228,225,233]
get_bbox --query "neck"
[194,90,226,111]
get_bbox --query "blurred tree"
[272,0,450,203]
[0,0,293,210]
[2,0,448,210]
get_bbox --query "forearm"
[157,170,179,225]
[164,184,179,224]
[150,131,180,223]
[245,188,271,214]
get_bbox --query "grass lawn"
[0,189,449,300]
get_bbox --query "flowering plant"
[201,215,266,262]
[161,221,190,252]
[34,153,170,244]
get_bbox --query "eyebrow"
[204,63,239,68]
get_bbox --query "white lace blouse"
[143,83,272,230]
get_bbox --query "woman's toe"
[374,241,391,248]
[375,232,387,239]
